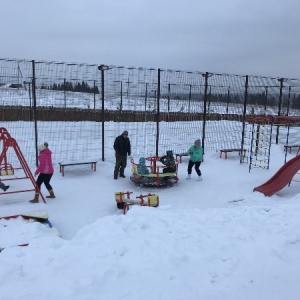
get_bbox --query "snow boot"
[119,174,126,178]
[186,174,191,180]
[46,189,56,198]
[197,176,202,181]
[0,182,9,191]
[29,193,39,203]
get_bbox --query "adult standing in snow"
[186,139,203,181]
[113,130,131,179]
[30,142,55,203]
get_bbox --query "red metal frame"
[118,192,160,215]
[131,157,178,187]
[0,127,46,203]
[136,193,159,207]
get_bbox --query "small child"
[160,150,176,173]
[0,180,9,192]
[137,157,150,174]
[186,139,203,181]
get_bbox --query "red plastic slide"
[253,155,300,196]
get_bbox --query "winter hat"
[195,139,201,146]
[38,144,46,152]
[166,150,173,157]
[122,130,128,136]
[44,142,49,148]
[139,157,146,164]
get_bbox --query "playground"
[1,121,300,299]
[1,78,300,298]
[1,120,300,237]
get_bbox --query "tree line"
[41,80,100,94]
[39,81,300,110]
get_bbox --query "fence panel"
[1,57,300,168]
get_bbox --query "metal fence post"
[240,75,248,164]
[32,60,39,167]
[156,68,161,157]
[202,72,213,155]
[98,64,109,161]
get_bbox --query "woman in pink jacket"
[30,142,55,203]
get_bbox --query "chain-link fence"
[1,57,300,167]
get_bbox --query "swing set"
[0,127,46,203]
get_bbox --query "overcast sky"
[1,0,300,78]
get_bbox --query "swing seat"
[0,163,14,176]
[141,194,159,207]
[115,191,133,209]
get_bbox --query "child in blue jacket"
[137,157,150,174]
[186,139,203,181]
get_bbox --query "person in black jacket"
[113,130,131,179]
[160,150,176,173]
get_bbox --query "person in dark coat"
[160,150,176,173]
[113,130,131,179]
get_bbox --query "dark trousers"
[36,173,53,191]
[187,160,201,176]
[114,155,127,177]
[163,167,176,173]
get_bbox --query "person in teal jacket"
[137,157,150,174]
[186,139,203,181]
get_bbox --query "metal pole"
[286,85,291,116]
[101,69,105,161]
[168,83,170,113]
[98,64,109,161]
[276,78,285,144]
[28,82,32,121]
[207,85,211,114]
[202,72,212,155]
[32,60,39,167]
[240,75,248,164]
[156,69,160,157]
[264,86,268,113]
[93,80,96,111]
[64,78,66,109]
[145,82,148,112]
[226,86,230,115]
[93,80,96,121]
[188,84,191,113]
[120,81,123,111]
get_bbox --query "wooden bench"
[284,145,300,154]
[175,153,189,163]
[59,161,98,176]
[220,148,246,159]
